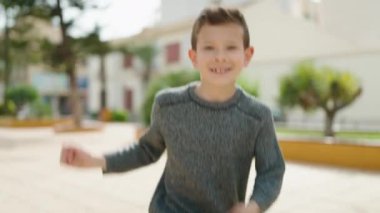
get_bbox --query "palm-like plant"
[120,44,157,88]
[80,26,112,119]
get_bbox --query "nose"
[214,50,227,62]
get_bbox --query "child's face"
[189,23,254,87]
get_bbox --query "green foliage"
[318,66,362,108]
[142,70,200,125]
[111,110,129,122]
[279,60,361,111]
[78,25,111,56]
[0,61,3,81]
[278,60,362,136]
[9,19,43,67]
[0,0,43,94]
[89,111,98,120]
[5,85,39,111]
[29,99,52,118]
[0,101,16,116]
[237,77,259,97]
[129,44,156,65]
[0,0,35,8]
[279,60,320,110]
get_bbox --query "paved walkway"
[0,123,379,213]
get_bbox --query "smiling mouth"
[210,67,232,74]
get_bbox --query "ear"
[244,46,254,66]
[188,49,197,66]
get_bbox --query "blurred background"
[0,0,379,212]
[1,0,380,136]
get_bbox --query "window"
[123,54,133,68]
[166,42,180,64]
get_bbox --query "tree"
[0,0,37,102]
[278,61,362,137]
[8,17,43,81]
[5,84,38,115]
[121,44,157,88]
[80,26,111,114]
[30,0,101,127]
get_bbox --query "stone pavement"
[0,123,379,213]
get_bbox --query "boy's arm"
[103,99,165,173]
[250,108,285,212]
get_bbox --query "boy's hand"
[229,201,261,213]
[60,146,106,170]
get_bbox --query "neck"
[195,82,236,102]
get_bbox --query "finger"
[60,148,66,163]
[71,149,77,164]
[61,147,71,164]
[67,149,75,164]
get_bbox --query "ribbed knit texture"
[104,82,285,212]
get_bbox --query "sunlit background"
[0,0,379,212]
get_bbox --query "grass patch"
[276,127,380,141]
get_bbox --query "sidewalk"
[0,123,379,213]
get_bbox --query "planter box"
[54,120,104,133]
[0,118,71,128]
[279,138,380,171]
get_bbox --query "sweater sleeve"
[250,108,285,211]
[103,98,166,173]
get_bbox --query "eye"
[226,45,237,50]
[203,46,214,50]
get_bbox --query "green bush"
[30,100,53,119]
[237,77,259,97]
[5,85,39,113]
[0,101,17,117]
[141,70,260,125]
[89,111,99,120]
[142,70,200,125]
[111,110,129,122]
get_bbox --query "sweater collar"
[187,82,242,110]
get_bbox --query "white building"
[86,0,380,129]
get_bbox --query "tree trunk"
[142,64,152,89]
[99,54,107,110]
[67,67,81,127]
[324,111,335,137]
[57,0,81,127]
[2,8,11,103]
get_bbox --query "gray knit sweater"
[104,82,285,212]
